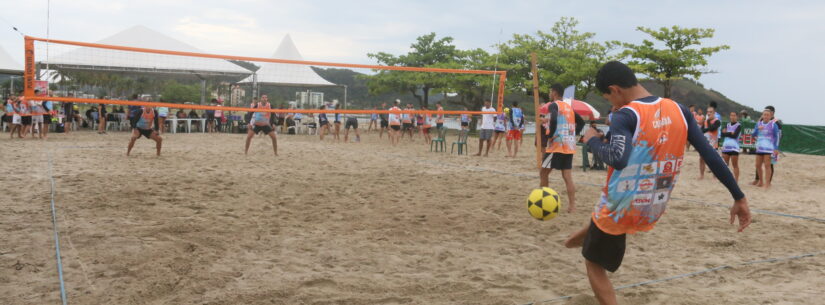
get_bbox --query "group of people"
[692,102,782,188]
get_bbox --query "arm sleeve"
[773,124,781,149]
[130,110,142,127]
[731,124,741,139]
[575,113,585,135]
[587,108,635,170]
[547,103,558,136]
[682,105,745,200]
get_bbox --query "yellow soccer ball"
[527,187,561,221]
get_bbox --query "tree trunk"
[663,79,672,98]
[410,88,423,106]
[422,86,430,108]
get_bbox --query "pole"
[531,53,542,169]
[343,85,348,110]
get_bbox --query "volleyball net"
[22,36,506,116]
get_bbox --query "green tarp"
[723,120,825,156]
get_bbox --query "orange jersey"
[592,98,688,235]
[546,100,576,154]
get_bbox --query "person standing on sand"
[244,99,278,156]
[506,101,524,158]
[368,107,378,132]
[475,100,496,157]
[318,105,330,141]
[751,108,779,188]
[563,61,751,305]
[720,112,742,181]
[541,84,584,213]
[752,105,781,186]
[378,102,389,139]
[127,106,162,156]
[387,100,402,146]
[698,106,721,180]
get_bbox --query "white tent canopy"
[239,34,336,87]
[41,25,251,79]
[0,46,23,75]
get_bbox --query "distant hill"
[260,68,757,121]
[583,79,758,120]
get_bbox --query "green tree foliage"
[621,26,729,98]
[365,33,459,108]
[497,17,617,101]
[160,81,200,103]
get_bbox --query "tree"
[160,81,200,103]
[621,26,729,98]
[497,17,618,101]
[438,48,499,131]
[366,33,459,108]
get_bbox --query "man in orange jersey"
[127,106,162,156]
[541,84,585,212]
[563,61,751,305]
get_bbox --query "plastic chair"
[451,129,469,155]
[430,127,448,152]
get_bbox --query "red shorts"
[507,129,522,140]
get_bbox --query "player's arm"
[547,103,558,136]
[681,105,750,231]
[586,108,634,170]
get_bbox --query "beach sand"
[1,130,823,304]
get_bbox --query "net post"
[24,36,36,97]
[530,53,542,169]
[496,71,506,112]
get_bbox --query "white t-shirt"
[480,106,496,130]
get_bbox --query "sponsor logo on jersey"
[641,162,658,175]
[618,180,635,192]
[653,190,670,205]
[632,193,653,206]
[656,176,674,190]
[638,178,655,191]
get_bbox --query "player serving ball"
[561,61,751,305]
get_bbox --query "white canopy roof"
[42,25,250,78]
[239,34,336,87]
[0,46,22,74]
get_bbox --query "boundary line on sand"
[47,150,68,305]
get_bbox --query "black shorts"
[63,103,74,117]
[542,152,573,170]
[755,152,772,156]
[21,116,32,125]
[582,220,626,272]
[495,130,505,134]
[461,122,469,127]
[436,123,444,129]
[137,128,155,139]
[319,121,329,127]
[402,122,413,130]
[43,114,51,124]
[345,117,358,129]
[206,113,215,121]
[390,125,401,131]
[253,124,273,135]
[380,120,389,128]
[722,151,739,156]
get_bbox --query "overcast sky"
[1,0,823,124]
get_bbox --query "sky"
[1,0,823,124]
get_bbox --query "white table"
[168,117,207,133]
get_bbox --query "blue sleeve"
[773,123,780,149]
[681,104,745,200]
[587,108,635,170]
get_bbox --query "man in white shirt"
[475,100,496,157]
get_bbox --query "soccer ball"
[527,187,561,221]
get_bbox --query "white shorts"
[12,114,21,125]
[32,115,44,124]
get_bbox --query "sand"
[1,129,824,305]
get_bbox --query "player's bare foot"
[756,182,764,187]
[567,206,576,213]
[750,180,759,185]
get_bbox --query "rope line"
[47,150,68,305]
